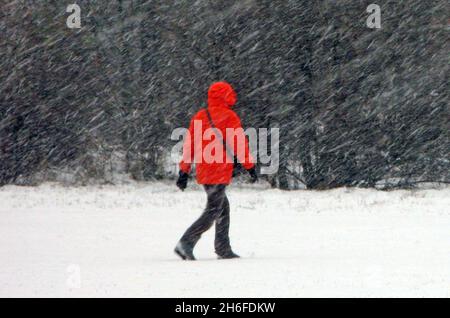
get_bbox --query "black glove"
[247,167,258,184]
[176,170,189,191]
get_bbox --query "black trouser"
[180,184,231,255]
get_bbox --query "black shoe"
[174,241,196,260]
[217,251,240,259]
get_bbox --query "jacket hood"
[207,82,237,109]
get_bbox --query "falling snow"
[0,1,449,189]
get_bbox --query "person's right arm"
[177,116,196,190]
[179,116,196,174]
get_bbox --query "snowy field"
[0,182,449,298]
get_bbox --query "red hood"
[207,82,237,109]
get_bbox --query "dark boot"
[174,241,196,260]
[217,250,240,259]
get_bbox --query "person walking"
[175,81,257,260]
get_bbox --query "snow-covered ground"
[0,182,449,297]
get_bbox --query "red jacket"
[179,82,254,184]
